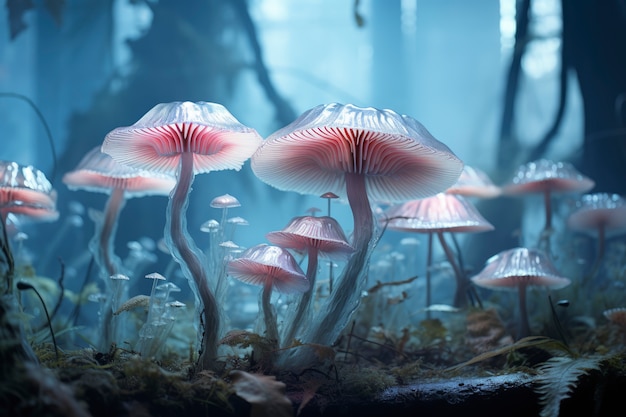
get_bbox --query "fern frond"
[535,356,602,417]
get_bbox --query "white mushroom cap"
[251,103,463,203]
[503,159,595,196]
[567,193,626,238]
[471,247,571,290]
[227,244,309,294]
[384,193,494,233]
[102,101,263,175]
[63,147,176,198]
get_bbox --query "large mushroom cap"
[63,147,176,198]
[567,193,626,238]
[0,160,58,221]
[383,193,495,233]
[102,101,263,175]
[471,247,571,290]
[227,244,309,294]
[251,103,463,203]
[266,215,355,260]
[503,159,595,195]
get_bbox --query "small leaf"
[113,295,150,315]
[230,370,294,417]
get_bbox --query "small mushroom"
[384,193,494,308]
[266,215,354,344]
[471,247,571,339]
[502,159,594,243]
[567,193,626,281]
[227,244,309,347]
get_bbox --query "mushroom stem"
[517,283,531,339]
[283,247,319,345]
[261,280,279,345]
[584,224,606,284]
[0,212,15,295]
[306,172,373,347]
[165,151,219,371]
[436,231,468,308]
[426,232,433,319]
[96,187,126,278]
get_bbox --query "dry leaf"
[230,370,293,417]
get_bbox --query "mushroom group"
[251,103,463,361]
[102,101,262,370]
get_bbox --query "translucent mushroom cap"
[503,159,595,195]
[210,193,241,209]
[0,160,59,221]
[227,244,309,294]
[63,147,176,198]
[251,103,463,203]
[567,193,626,238]
[266,215,355,260]
[101,101,263,175]
[446,165,501,198]
[383,193,495,233]
[603,307,626,327]
[471,247,571,290]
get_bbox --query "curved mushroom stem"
[166,151,219,371]
[96,187,125,278]
[89,187,126,351]
[283,247,319,345]
[307,172,373,347]
[436,231,468,308]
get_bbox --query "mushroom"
[384,193,494,308]
[266,215,354,344]
[102,101,262,370]
[0,160,58,294]
[63,147,176,278]
[566,193,626,282]
[471,247,571,339]
[251,103,463,352]
[227,244,309,348]
[446,165,501,199]
[502,159,594,248]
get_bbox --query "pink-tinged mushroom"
[63,147,176,278]
[566,193,626,281]
[502,159,594,241]
[227,244,309,347]
[266,215,354,344]
[251,103,463,352]
[471,247,571,339]
[102,101,262,371]
[0,160,58,294]
[446,165,501,199]
[384,193,494,309]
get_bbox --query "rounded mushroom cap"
[266,215,355,260]
[446,165,502,198]
[503,159,595,195]
[102,101,263,176]
[567,193,626,238]
[210,193,241,209]
[227,244,309,294]
[0,160,59,222]
[251,103,463,203]
[603,307,626,327]
[471,247,571,290]
[383,193,495,233]
[63,147,176,197]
